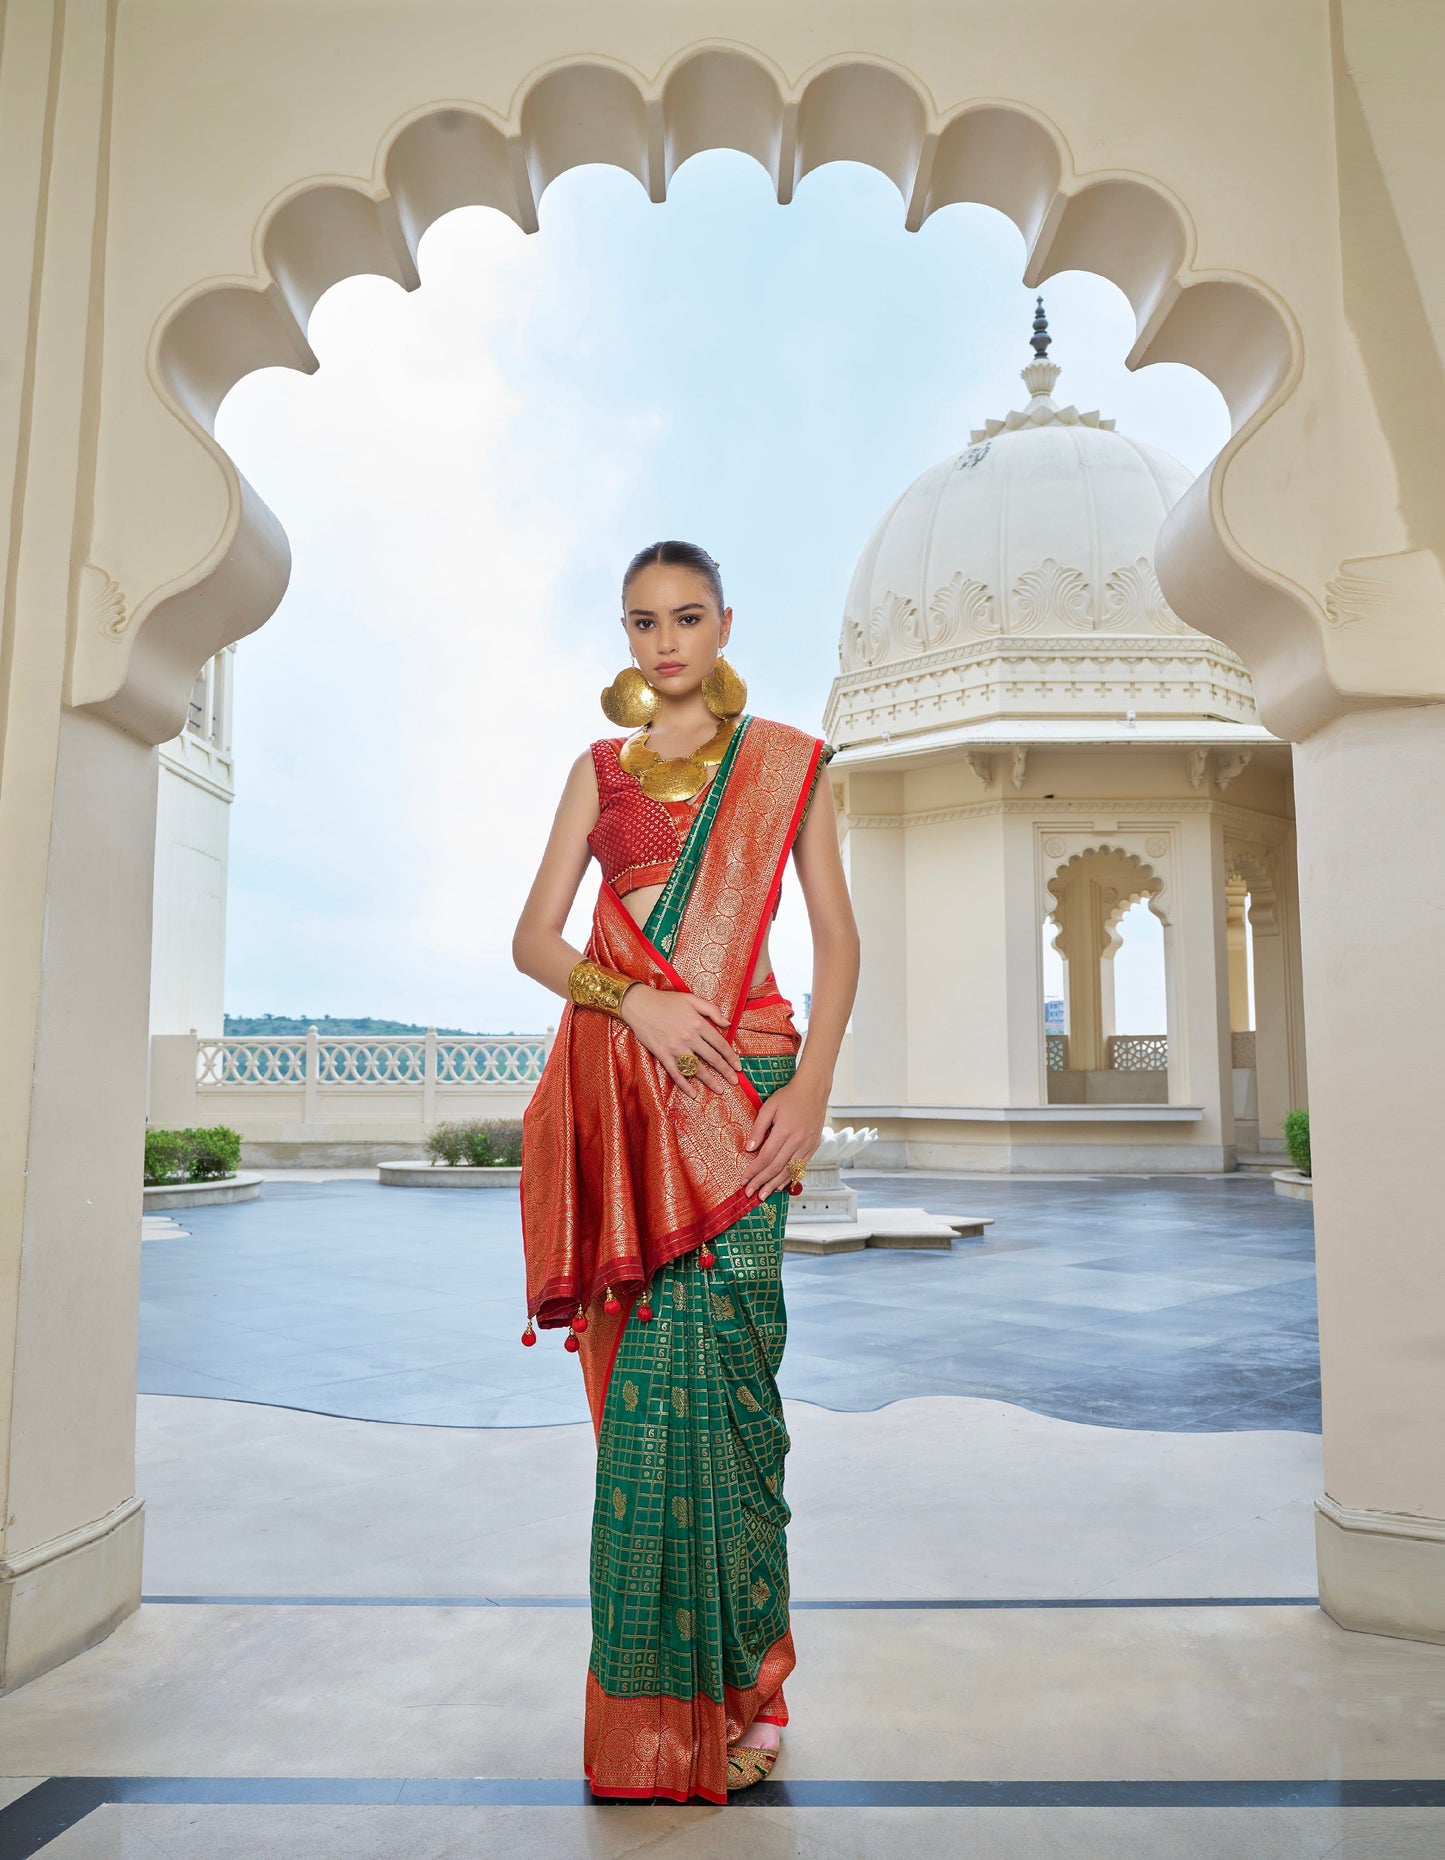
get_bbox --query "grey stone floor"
[3,1393,1440,1858]
[137,1171,1319,1431]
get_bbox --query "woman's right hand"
[618,985,741,1098]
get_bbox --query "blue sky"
[215,152,1230,1034]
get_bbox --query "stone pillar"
[1298,704,1445,1643]
[0,0,148,1692]
[2,711,154,1691]
[1050,867,1107,1070]
[1170,813,1236,1167]
[1248,882,1294,1152]
[1224,874,1252,1031]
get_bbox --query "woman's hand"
[619,985,741,1099]
[741,1074,829,1200]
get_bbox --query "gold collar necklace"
[620,715,740,801]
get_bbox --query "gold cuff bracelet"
[567,958,638,1018]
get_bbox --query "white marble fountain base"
[783,1209,994,1256]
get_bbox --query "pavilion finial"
[1019,297,1062,404]
[1030,295,1052,362]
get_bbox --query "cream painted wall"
[149,763,230,1039]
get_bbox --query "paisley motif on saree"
[519,714,825,1330]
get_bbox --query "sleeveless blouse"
[586,735,786,936]
[587,737,708,896]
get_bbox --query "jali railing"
[1106,1034,1168,1071]
[197,1029,547,1090]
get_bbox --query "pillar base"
[1316,1493,1445,1644]
[0,1496,144,1693]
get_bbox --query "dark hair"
[622,540,725,615]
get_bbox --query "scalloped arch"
[97,43,1308,744]
[1045,841,1171,930]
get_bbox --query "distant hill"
[223,1014,523,1037]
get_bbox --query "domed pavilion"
[823,304,1308,1172]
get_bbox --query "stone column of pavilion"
[823,305,1301,1173]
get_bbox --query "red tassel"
[788,1180,804,1196]
[564,1333,580,1353]
[603,1287,621,1316]
[570,1306,588,1334]
[637,1284,654,1323]
[521,1319,536,1347]
[699,1247,717,1270]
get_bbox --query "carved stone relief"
[919,572,995,644]
[1103,556,1188,634]
[80,565,129,640]
[1010,557,1092,632]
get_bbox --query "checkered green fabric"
[588,1051,796,1704]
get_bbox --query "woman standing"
[512,540,859,1802]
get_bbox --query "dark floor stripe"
[139,1593,1321,1609]
[3,1773,1443,1853]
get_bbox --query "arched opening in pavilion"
[1043,847,1172,1107]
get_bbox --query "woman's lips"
[655,663,685,675]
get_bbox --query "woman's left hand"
[741,1074,830,1200]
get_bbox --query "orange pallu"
[519,714,825,1333]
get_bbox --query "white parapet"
[149,1029,542,1165]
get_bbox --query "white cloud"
[218,206,661,1029]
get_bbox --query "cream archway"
[9,7,1445,1696]
[69,46,1313,747]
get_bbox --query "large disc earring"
[700,653,747,720]
[600,665,659,728]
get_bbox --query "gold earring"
[700,653,747,720]
[600,665,659,728]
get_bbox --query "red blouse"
[587,736,706,897]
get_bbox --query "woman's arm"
[511,751,599,999]
[511,751,743,1097]
[741,765,860,1199]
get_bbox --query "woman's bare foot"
[734,1718,781,1753]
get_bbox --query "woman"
[512,539,859,1802]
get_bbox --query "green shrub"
[143,1125,242,1186]
[426,1122,466,1166]
[426,1118,523,1167]
[1283,1108,1311,1176]
[144,1128,191,1186]
[185,1125,242,1179]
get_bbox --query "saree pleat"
[580,1051,797,1804]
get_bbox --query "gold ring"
[787,1156,808,1184]
[677,1051,701,1079]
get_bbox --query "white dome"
[827,329,1257,745]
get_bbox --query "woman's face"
[621,562,732,701]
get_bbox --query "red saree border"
[582,1627,795,1803]
[726,735,823,1043]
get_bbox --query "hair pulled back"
[622,540,725,615]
